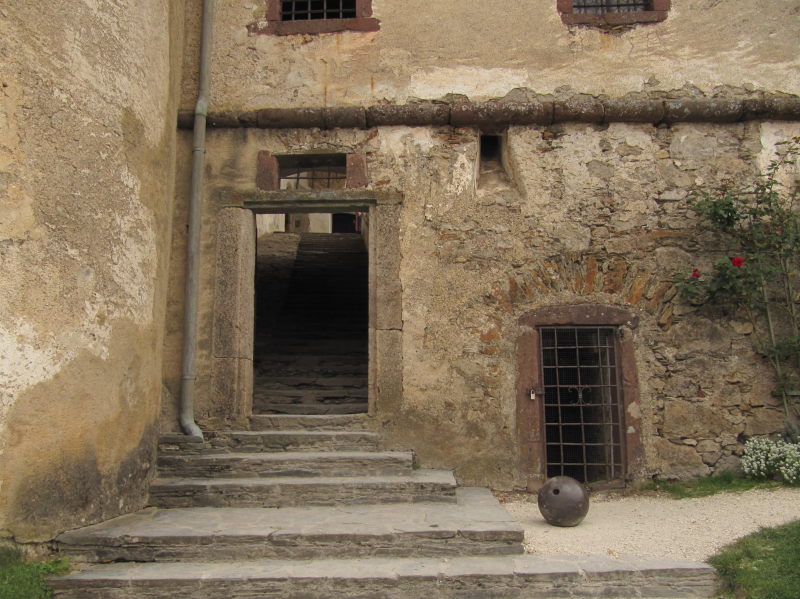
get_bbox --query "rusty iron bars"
[572,0,650,13]
[277,154,348,191]
[280,0,357,20]
[540,326,625,483]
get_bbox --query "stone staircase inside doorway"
[253,232,369,416]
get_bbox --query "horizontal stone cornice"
[218,189,401,213]
[178,94,800,130]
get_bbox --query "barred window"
[280,0,357,21]
[250,0,378,35]
[278,154,347,191]
[256,151,368,192]
[573,0,650,14]
[557,0,669,25]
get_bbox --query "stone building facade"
[1,0,799,543]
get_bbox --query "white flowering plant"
[741,437,800,485]
[777,443,800,485]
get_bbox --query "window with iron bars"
[278,154,347,191]
[256,151,368,192]
[539,326,625,484]
[557,0,669,25]
[250,0,378,35]
[574,0,650,13]
[281,0,357,20]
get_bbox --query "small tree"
[679,137,800,437]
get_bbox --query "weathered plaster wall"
[165,121,798,488]
[181,0,800,111]
[0,1,184,541]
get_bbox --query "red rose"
[731,256,745,267]
[691,269,701,278]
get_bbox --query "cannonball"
[537,476,590,527]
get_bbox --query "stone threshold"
[51,554,717,598]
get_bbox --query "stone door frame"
[212,190,403,424]
[516,304,645,490]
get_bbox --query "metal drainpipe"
[179,0,215,440]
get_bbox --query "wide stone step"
[56,488,522,563]
[252,388,368,405]
[249,414,368,431]
[256,353,367,366]
[158,430,379,454]
[259,339,367,351]
[157,450,409,478]
[253,366,368,380]
[253,375,366,390]
[260,329,367,339]
[253,401,368,415]
[50,554,717,598]
[149,470,457,508]
[254,401,368,415]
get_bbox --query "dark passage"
[253,232,368,414]
[540,327,624,484]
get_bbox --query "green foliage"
[678,137,800,431]
[643,471,778,499]
[710,520,800,599]
[0,548,69,599]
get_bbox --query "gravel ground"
[501,487,800,562]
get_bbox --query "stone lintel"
[178,94,800,130]
[219,189,401,213]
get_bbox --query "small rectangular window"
[557,0,669,26]
[278,154,347,190]
[250,0,379,35]
[280,0,357,21]
[572,0,650,14]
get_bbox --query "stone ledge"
[180,94,800,130]
[51,554,717,598]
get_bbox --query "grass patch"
[710,520,800,599]
[0,547,69,599]
[642,471,780,499]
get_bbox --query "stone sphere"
[537,476,590,527]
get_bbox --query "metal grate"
[278,154,347,191]
[540,327,624,483]
[572,0,650,13]
[281,0,357,20]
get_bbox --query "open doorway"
[252,213,369,415]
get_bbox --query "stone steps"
[56,488,522,563]
[252,388,368,406]
[253,401,368,415]
[257,338,366,350]
[252,231,368,416]
[156,450,411,478]
[248,413,368,430]
[149,470,458,508]
[252,375,367,389]
[49,230,716,597]
[51,554,717,598]
[158,430,379,454]
[253,353,366,366]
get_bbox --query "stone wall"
[180,0,800,111]
[0,2,184,542]
[164,120,798,489]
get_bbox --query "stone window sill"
[248,17,379,36]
